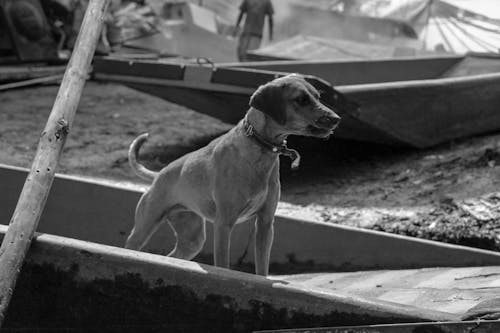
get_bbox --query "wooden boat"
[93,53,500,148]
[3,162,500,331]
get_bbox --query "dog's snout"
[316,115,341,128]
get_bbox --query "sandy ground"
[2,81,500,250]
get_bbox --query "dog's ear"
[249,83,287,125]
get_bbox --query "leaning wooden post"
[0,0,110,325]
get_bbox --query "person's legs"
[247,35,262,53]
[237,33,249,61]
[237,33,262,61]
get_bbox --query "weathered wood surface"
[0,0,110,325]
[278,266,500,316]
[0,74,63,91]
[0,65,66,83]
[256,320,500,333]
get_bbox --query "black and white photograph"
[1,0,500,332]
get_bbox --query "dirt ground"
[2,81,500,251]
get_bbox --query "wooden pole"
[0,0,110,325]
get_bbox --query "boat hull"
[93,55,500,147]
[0,224,455,332]
[3,163,500,273]
[92,58,402,146]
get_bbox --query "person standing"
[235,0,274,61]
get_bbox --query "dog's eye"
[295,95,310,106]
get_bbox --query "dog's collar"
[243,118,301,170]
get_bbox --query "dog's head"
[249,74,341,138]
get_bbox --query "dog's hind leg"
[125,191,168,251]
[167,209,206,260]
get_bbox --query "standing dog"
[125,74,341,276]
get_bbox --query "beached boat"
[2,162,500,331]
[93,53,500,148]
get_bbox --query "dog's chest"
[235,169,278,222]
[236,189,268,222]
[209,134,279,222]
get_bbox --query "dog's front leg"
[213,222,233,269]
[255,178,280,276]
[255,214,274,276]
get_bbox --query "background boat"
[94,53,500,148]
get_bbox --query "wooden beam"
[0,0,110,325]
[0,74,63,91]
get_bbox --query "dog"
[125,74,341,276]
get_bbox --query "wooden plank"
[93,72,254,95]
[93,57,185,80]
[255,320,500,333]
[222,55,465,85]
[0,0,110,325]
[0,74,63,91]
[278,267,500,315]
[0,65,66,83]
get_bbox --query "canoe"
[93,53,500,148]
[3,163,500,331]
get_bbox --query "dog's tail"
[128,133,158,181]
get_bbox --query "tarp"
[156,0,500,55]
[201,0,500,53]
[190,0,239,25]
[327,0,500,53]
[423,1,500,53]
